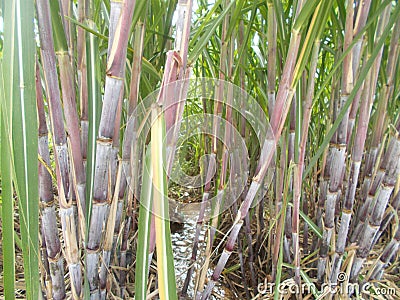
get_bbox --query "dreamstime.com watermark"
[257,272,396,298]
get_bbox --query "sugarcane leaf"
[288,202,323,239]
[49,0,69,52]
[85,19,102,226]
[188,0,235,64]
[293,0,319,31]
[2,0,40,298]
[135,147,153,299]
[151,105,178,300]
[0,65,16,300]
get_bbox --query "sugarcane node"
[97,137,112,144]
[92,198,109,205]
[107,74,124,81]
[86,247,101,253]
[40,199,55,207]
[48,251,62,262]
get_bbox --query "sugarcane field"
[1,0,400,299]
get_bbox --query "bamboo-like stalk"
[356,17,400,230]
[86,0,136,297]
[36,61,66,300]
[372,179,400,245]
[272,137,287,281]
[201,2,306,298]
[295,38,320,257]
[330,70,371,284]
[99,162,122,299]
[36,0,82,297]
[117,22,145,295]
[58,52,87,230]
[287,0,331,288]
[77,0,88,164]
[196,4,233,296]
[330,4,392,284]
[368,214,400,280]
[165,0,194,175]
[350,127,400,281]
[317,1,355,282]
[351,0,372,79]
[48,0,87,241]
[59,0,73,55]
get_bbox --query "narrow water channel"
[171,217,227,299]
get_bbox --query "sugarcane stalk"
[48,0,87,240]
[58,52,87,230]
[36,60,66,300]
[77,0,89,164]
[99,162,122,299]
[297,39,320,258]
[40,222,52,299]
[317,0,356,282]
[313,68,339,256]
[164,0,194,175]
[285,100,295,266]
[201,4,306,299]
[117,22,145,294]
[59,0,73,55]
[86,0,136,297]
[272,138,287,280]
[331,4,393,284]
[36,0,82,297]
[357,16,400,222]
[330,70,371,284]
[372,179,400,245]
[368,219,400,280]
[350,128,400,280]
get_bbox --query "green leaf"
[188,0,235,64]
[135,147,153,300]
[151,105,177,300]
[2,0,40,298]
[0,69,16,299]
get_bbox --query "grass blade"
[2,0,39,298]
[135,147,153,299]
[0,84,16,299]
[151,104,177,300]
